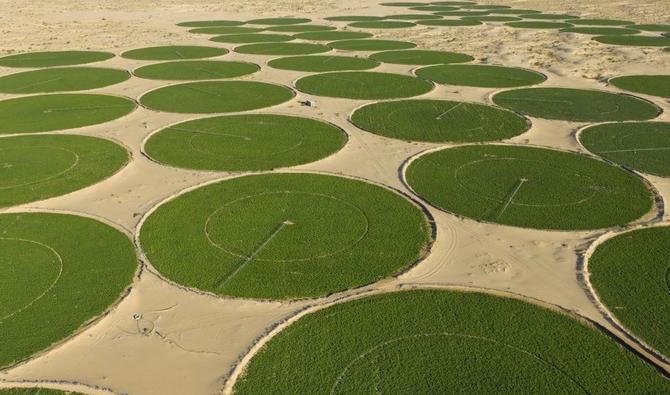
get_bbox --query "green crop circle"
[293,31,373,41]
[505,21,574,29]
[593,35,670,47]
[416,64,546,88]
[268,55,379,72]
[265,24,336,33]
[121,45,228,60]
[177,20,244,27]
[327,39,417,51]
[384,14,443,20]
[144,114,347,171]
[324,16,384,22]
[234,43,331,55]
[133,60,259,80]
[520,13,579,20]
[560,27,640,35]
[139,173,431,299]
[369,50,473,65]
[406,144,653,230]
[246,18,311,25]
[610,74,670,98]
[0,51,114,68]
[0,67,130,94]
[567,19,634,26]
[188,26,264,35]
[348,21,416,29]
[210,33,294,43]
[295,71,432,100]
[418,19,482,26]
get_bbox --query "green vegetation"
[434,11,490,17]
[560,27,640,35]
[0,67,130,94]
[369,49,473,65]
[327,39,416,51]
[177,20,245,27]
[140,173,431,299]
[0,388,82,394]
[234,43,331,55]
[121,45,227,60]
[268,55,379,72]
[567,18,634,26]
[246,18,311,25]
[379,2,425,6]
[431,1,477,4]
[265,24,336,32]
[384,14,443,20]
[351,99,529,143]
[210,33,294,43]
[627,24,670,32]
[488,9,541,15]
[406,145,653,230]
[594,35,670,46]
[293,31,373,41]
[144,114,346,171]
[0,51,114,68]
[520,13,580,20]
[579,122,670,177]
[493,88,661,122]
[463,16,522,22]
[348,21,416,29]
[133,60,259,80]
[418,19,482,27]
[409,6,459,12]
[610,74,670,98]
[139,81,293,114]
[295,71,432,100]
[188,26,264,34]
[234,290,670,394]
[0,213,137,368]
[589,226,670,358]
[323,16,384,22]
[505,21,574,29]
[416,64,546,88]
[0,134,129,208]
[462,4,511,9]
[0,93,136,134]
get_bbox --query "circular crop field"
[139,81,293,114]
[177,20,244,27]
[405,145,653,230]
[266,24,335,32]
[560,27,640,35]
[189,26,264,35]
[295,71,432,100]
[505,21,574,29]
[144,114,346,171]
[133,60,259,80]
[351,100,529,143]
[233,290,670,393]
[409,5,459,11]
[434,11,490,17]
[463,16,522,22]
[489,8,542,15]
[0,51,114,68]
[348,21,416,29]
[593,35,670,47]
[0,67,130,94]
[293,31,373,41]
[0,94,136,134]
[210,33,294,43]
[589,226,670,358]
[418,19,482,27]
[462,4,511,9]
[0,134,128,208]
[327,39,417,51]
[579,122,670,177]
[268,55,379,72]
[384,14,443,20]
[234,43,331,55]
[629,24,670,32]
[415,64,546,88]
[520,13,579,20]
[610,75,670,98]
[492,88,661,122]
[323,16,384,22]
[369,50,473,65]
[567,18,634,26]
[246,18,311,25]
[0,212,137,369]
[121,45,227,60]
[139,173,431,299]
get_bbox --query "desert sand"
[0,0,669,394]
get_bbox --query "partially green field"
[133,60,259,80]
[589,226,670,358]
[121,45,228,60]
[567,18,634,26]
[323,16,384,22]
[493,88,661,122]
[327,39,416,51]
[234,43,331,55]
[593,35,670,47]
[177,20,245,27]
[140,173,431,299]
[628,24,670,32]
[579,122,670,177]
[265,24,336,32]
[351,99,529,142]
[0,388,82,394]
[560,27,640,35]
[268,55,379,72]
[188,26,264,34]
[505,21,574,29]
[295,71,432,100]
[139,81,293,114]
[0,67,130,94]
[0,134,129,208]
[0,51,114,68]
[610,74,670,98]
[0,212,137,368]
[210,33,294,43]
[0,93,136,134]
[234,290,670,394]
[418,19,482,26]
[293,31,373,41]
[369,49,473,65]
[144,114,346,171]
[406,145,653,230]
[415,64,546,88]
[348,21,416,29]
[246,18,311,25]
[520,13,580,20]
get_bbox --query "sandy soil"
[0,0,669,394]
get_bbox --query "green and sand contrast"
[560,27,640,35]
[139,81,293,113]
[348,21,416,29]
[0,67,130,93]
[188,26,265,35]
[351,99,529,143]
[505,21,574,29]
[567,18,634,26]
[0,134,128,208]
[210,33,294,43]
[139,173,431,299]
[327,39,416,51]
[295,71,432,100]
[0,94,136,134]
[588,226,670,358]
[133,60,259,80]
[144,114,346,171]
[415,64,546,88]
[593,35,670,47]
[0,51,114,68]
[121,45,228,60]
[492,88,661,122]
[233,43,331,55]
[233,290,670,394]
[609,75,670,98]
[369,50,473,65]
[246,18,311,25]
[177,20,245,27]
[265,24,335,33]
[418,19,482,27]
[579,122,670,177]
[293,31,373,41]
[405,145,653,230]
[0,212,137,368]
[268,55,379,72]
[323,16,384,22]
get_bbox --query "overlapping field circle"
[133,60,259,80]
[415,64,546,88]
[232,290,670,393]
[350,99,529,143]
[139,173,432,300]
[609,74,670,98]
[369,49,474,65]
[295,71,433,100]
[121,45,228,60]
[268,55,380,72]
[0,51,114,68]
[0,67,130,94]
[0,212,138,369]
[143,114,347,171]
[405,144,654,230]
